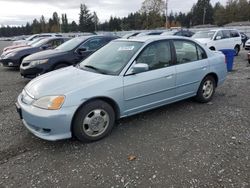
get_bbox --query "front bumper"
[245,44,250,50]
[20,62,48,78]
[17,93,78,141]
[0,58,20,67]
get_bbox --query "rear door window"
[173,40,206,64]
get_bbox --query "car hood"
[25,66,113,99]
[24,49,67,61]
[4,44,29,51]
[193,38,212,44]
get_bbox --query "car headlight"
[30,59,48,67]
[32,96,65,110]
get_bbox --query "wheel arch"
[203,72,219,87]
[70,97,121,133]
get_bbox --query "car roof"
[116,35,195,43]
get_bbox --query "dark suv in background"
[20,35,119,78]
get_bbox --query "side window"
[136,41,172,71]
[80,38,107,51]
[215,31,223,40]
[230,30,240,38]
[173,40,199,64]
[222,30,230,39]
[52,39,64,48]
[197,45,207,60]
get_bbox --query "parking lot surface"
[0,41,250,187]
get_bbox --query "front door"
[123,40,176,116]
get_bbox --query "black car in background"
[20,35,119,78]
[0,37,69,67]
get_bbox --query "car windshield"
[55,37,86,51]
[26,35,38,41]
[192,31,215,39]
[31,39,49,47]
[79,41,143,75]
[27,38,44,45]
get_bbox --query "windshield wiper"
[83,65,107,75]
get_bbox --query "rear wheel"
[72,100,115,142]
[195,76,216,103]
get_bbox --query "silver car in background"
[16,36,227,142]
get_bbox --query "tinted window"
[148,32,163,35]
[136,40,172,71]
[80,38,107,51]
[173,40,199,64]
[230,30,240,38]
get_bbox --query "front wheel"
[72,100,115,142]
[195,76,216,103]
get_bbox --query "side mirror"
[131,63,149,74]
[77,48,87,54]
[215,36,222,40]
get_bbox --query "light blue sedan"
[16,36,227,142]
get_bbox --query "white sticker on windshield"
[118,46,134,51]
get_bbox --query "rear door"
[173,39,209,98]
[123,40,176,115]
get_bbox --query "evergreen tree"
[79,4,95,32]
[61,14,69,33]
[191,0,214,26]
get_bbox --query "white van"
[192,29,242,55]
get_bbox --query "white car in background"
[13,33,63,46]
[192,29,242,55]
[245,39,250,50]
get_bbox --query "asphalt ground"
[0,41,250,187]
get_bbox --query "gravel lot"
[0,41,250,188]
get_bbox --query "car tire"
[72,100,115,142]
[195,76,216,103]
[54,63,68,70]
[234,45,240,56]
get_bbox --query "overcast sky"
[0,0,227,26]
